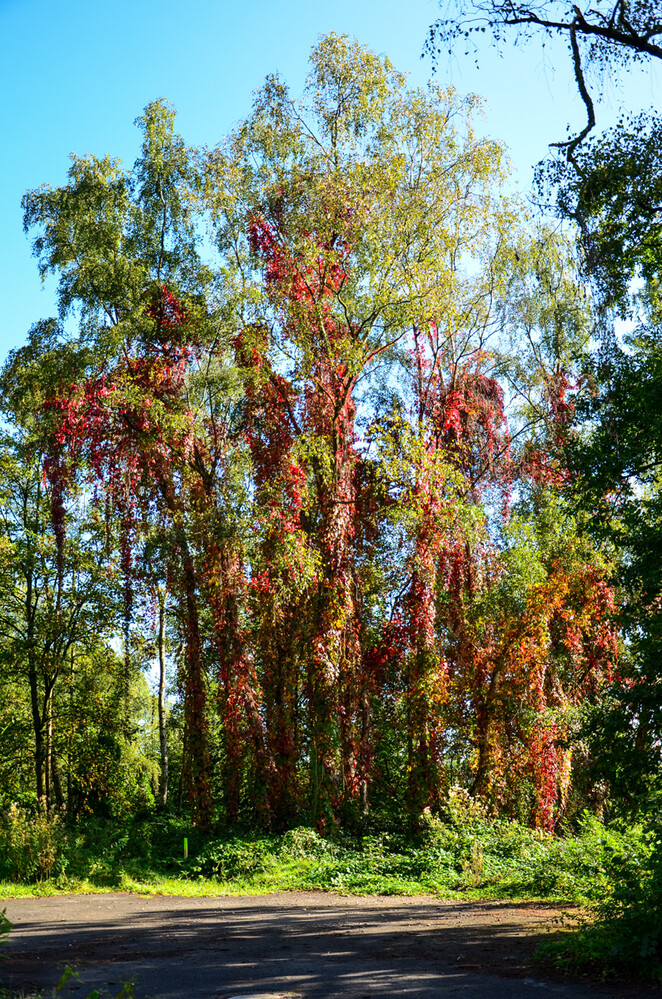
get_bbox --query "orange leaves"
[465,548,616,827]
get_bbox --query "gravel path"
[1,892,656,999]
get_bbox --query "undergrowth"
[537,818,662,984]
[0,793,639,904]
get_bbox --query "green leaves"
[22,98,208,332]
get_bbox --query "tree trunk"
[157,585,169,809]
[156,476,211,828]
[30,688,45,802]
[181,551,212,828]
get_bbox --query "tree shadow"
[1,894,650,999]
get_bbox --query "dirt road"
[1,892,655,999]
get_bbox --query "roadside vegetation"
[4,790,637,902]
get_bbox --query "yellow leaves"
[306,33,406,151]
[374,411,466,515]
[206,34,520,378]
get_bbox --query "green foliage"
[0,803,68,883]
[0,803,651,928]
[190,836,278,881]
[539,820,662,982]
[60,814,205,885]
[19,806,633,901]
[280,825,336,858]
[568,325,662,813]
[221,811,641,900]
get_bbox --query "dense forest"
[1,18,661,981]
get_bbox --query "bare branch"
[551,23,597,159]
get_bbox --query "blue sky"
[1,0,659,366]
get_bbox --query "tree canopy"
[0,34,626,837]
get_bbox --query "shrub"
[280,826,334,859]
[538,819,662,981]
[0,801,68,882]
[189,836,277,881]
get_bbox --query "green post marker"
[184,836,188,860]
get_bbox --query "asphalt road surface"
[1,893,657,999]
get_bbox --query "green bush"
[189,836,277,881]
[280,826,334,859]
[540,820,662,982]
[0,802,68,882]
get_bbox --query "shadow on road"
[1,893,653,999]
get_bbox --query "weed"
[0,803,67,883]
[0,908,11,951]
[55,968,135,999]
[461,839,484,887]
